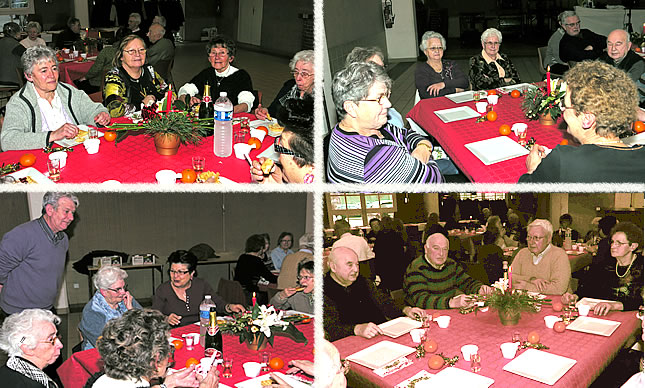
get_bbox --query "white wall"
[384,0,418,60]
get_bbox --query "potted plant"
[521,78,567,125]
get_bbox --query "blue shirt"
[270,247,293,271]
[387,107,405,128]
[79,290,142,350]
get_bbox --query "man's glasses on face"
[527,235,546,242]
[565,21,580,28]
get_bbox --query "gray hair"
[41,191,79,213]
[528,219,554,239]
[298,233,314,250]
[0,309,60,358]
[152,15,167,27]
[93,265,128,290]
[3,22,20,38]
[149,22,165,35]
[345,46,385,67]
[129,13,141,24]
[289,50,314,71]
[22,46,58,77]
[332,61,392,120]
[481,28,503,44]
[420,31,446,51]
[315,339,344,388]
[25,21,42,33]
[559,10,578,26]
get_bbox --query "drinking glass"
[192,156,205,173]
[47,159,61,182]
[473,91,481,101]
[223,358,233,378]
[512,332,521,343]
[185,334,194,351]
[471,353,482,373]
[89,128,98,139]
[260,351,270,372]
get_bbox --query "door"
[238,0,263,46]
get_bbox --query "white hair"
[93,265,128,290]
[315,339,345,388]
[419,31,446,51]
[528,219,554,239]
[0,309,60,357]
[481,28,502,44]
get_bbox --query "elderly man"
[0,22,26,86]
[0,192,78,316]
[559,11,605,63]
[404,233,492,309]
[324,247,423,342]
[331,219,375,279]
[277,233,313,289]
[127,13,147,44]
[146,23,174,69]
[599,29,645,82]
[510,219,571,295]
[543,12,569,74]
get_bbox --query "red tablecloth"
[406,95,573,183]
[334,303,640,387]
[58,60,95,85]
[0,114,272,183]
[57,320,314,388]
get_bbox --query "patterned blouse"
[103,65,168,117]
[469,51,521,90]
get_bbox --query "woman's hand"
[251,157,283,184]
[255,105,269,120]
[166,313,182,326]
[143,95,156,107]
[279,288,298,299]
[123,291,134,310]
[50,123,79,141]
[196,365,219,388]
[427,82,446,96]
[225,303,245,313]
[268,372,292,387]
[525,144,547,174]
[402,306,425,319]
[94,112,111,126]
[286,360,314,376]
[411,142,432,164]
[163,365,199,388]
[561,292,579,305]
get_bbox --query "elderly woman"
[271,232,294,271]
[519,61,645,182]
[0,309,63,387]
[469,28,521,90]
[92,309,218,388]
[20,21,46,49]
[564,222,643,316]
[251,98,314,184]
[103,35,169,117]
[79,265,142,350]
[327,62,443,183]
[152,250,244,327]
[416,31,468,99]
[179,35,254,113]
[269,260,314,314]
[255,50,314,120]
[234,234,278,306]
[0,46,110,151]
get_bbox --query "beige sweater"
[511,245,571,295]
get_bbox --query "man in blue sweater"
[0,192,78,317]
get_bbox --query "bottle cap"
[220,92,227,97]
[205,295,211,299]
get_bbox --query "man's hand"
[427,82,446,96]
[530,278,549,292]
[226,303,245,313]
[402,306,425,319]
[479,285,493,295]
[268,372,291,387]
[354,322,383,339]
[50,123,79,142]
[593,302,612,316]
[560,292,578,305]
[584,45,594,51]
[448,294,473,309]
[166,313,182,326]
[94,112,110,126]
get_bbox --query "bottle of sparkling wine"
[204,307,223,359]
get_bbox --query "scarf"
[7,356,58,388]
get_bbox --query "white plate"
[527,292,547,300]
[54,126,103,148]
[565,316,621,336]
[250,119,282,137]
[434,106,481,123]
[445,91,475,104]
[464,136,530,165]
[395,370,434,388]
[346,340,416,370]
[234,372,311,388]
[378,316,422,338]
[427,367,494,388]
[6,167,53,184]
[496,83,538,94]
[503,348,576,385]
[575,297,618,309]
[283,310,314,319]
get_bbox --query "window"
[326,193,397,227]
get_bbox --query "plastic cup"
[233,143,253,160]
[49,151,67,168]
[435,316,451,328]
[578,304,591,316]
[544,315,560,328]
[487,94,499,105]
[475,101,488,113]
[63,48,70,54]
[185,334,194,350]
[155,169,179,184]
[500,342,519,359]
[84,138,100,154]
[243,362,262,378]
[81,53,87,60]
[461,344,479,361]
[410,328,425,343]
[250,128,266,142]
[46,159,61,182]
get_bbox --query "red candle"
[252,292,257,306]
[546,66,551,95]
[166,84,172,112]
[508,265,512,289]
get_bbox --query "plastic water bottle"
[199,295,217,347]
[213,92,233,157]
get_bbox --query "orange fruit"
[180,168,197,183]
[428,354,444,370]
[634,120,645,133]
[171,339,184,350]
[510,89,521,98]
[19,153,36,167]
[552,301,563,312]
[486,111,498,122]
[185,357,199,368]
[528,331,540,344]
[269,357,285,370]
[104,131,117,142]
[553,321,566,333]
[247,137,262,150]
[256,125,269,134]
[559,139,569,145]
[499,124,511,136]
[423,339,438,353]
[636,47,642,53]
[487,90,497,95]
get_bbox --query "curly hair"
[93,265,128,290]
[289,50,314,71]
[419,31,446,51]
[0,309,60,358]
[564,61,638,138]
[97,309,172,381]
[206,35,236,58]
[22,46,58,77]
[345,46,385,67]
[332,61,392,120]
[611,222,643,250]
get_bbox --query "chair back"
[537,47,547,75]
[390,289,406,311]
[217,278,246,305]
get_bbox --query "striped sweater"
[326,123,443,183]
[403,256,482,309]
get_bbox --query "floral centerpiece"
[462,278,551,326]
[521,78,566,125]
[219,304,308,351]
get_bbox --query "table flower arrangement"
[521,77,566,125]
[220,304,307,351]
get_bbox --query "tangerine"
[171,339,184,350]
[499,124,511,136]
[104,131,117,142]
[185,357,199,368]
[636,47,643,53]
[559,139,569,146]
[247,137,262,150]
[634,120,645,133]
[423,339,438,353]
[487,90,497,95]
[269,357,285,370]
[486,111,498,122]
[428,354,444,370]
[180,168,197,183]
[19,153,36,167]
[527,331,540,344]
[552,301,563,312]
[510,90,521,98]
[256,125,269,134]
[553,321,566,333]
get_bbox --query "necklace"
[615,254,635,278]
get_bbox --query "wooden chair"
[537,47,547,76]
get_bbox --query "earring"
[303,173,314,184]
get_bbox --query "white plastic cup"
[500,342,519,359]
[410,328,425,343]
[511,123,528,137]
[81,53,87,60]
[487,94,499,105]
[63,48,70,54]
[435,316,451,328]
[578,304,591,316]
[185,335,194,350]
[475,101,488,113]
[242,362,262,378]
[84,138,100,154]
[544,315,561,328]
[49,151,67,168]
[73,50,79,58]
[233,143,253,160]
[250,128,266,142]
[155,169,178,184]
[461,344,479,361]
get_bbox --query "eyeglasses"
[564,21,580,27]
[358,92,391,105]
[274,136,309,160]
[611,240,630,246]
[427,46,444,51]
[291,70,313,79]
[123,48,146,56]
[484,41,500,47]
[209,51,229,57]
[527,235,546,242]
[40,334,62,346]
[107,284,128,293]
[170,269,190,275]
[297,275,313,281]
